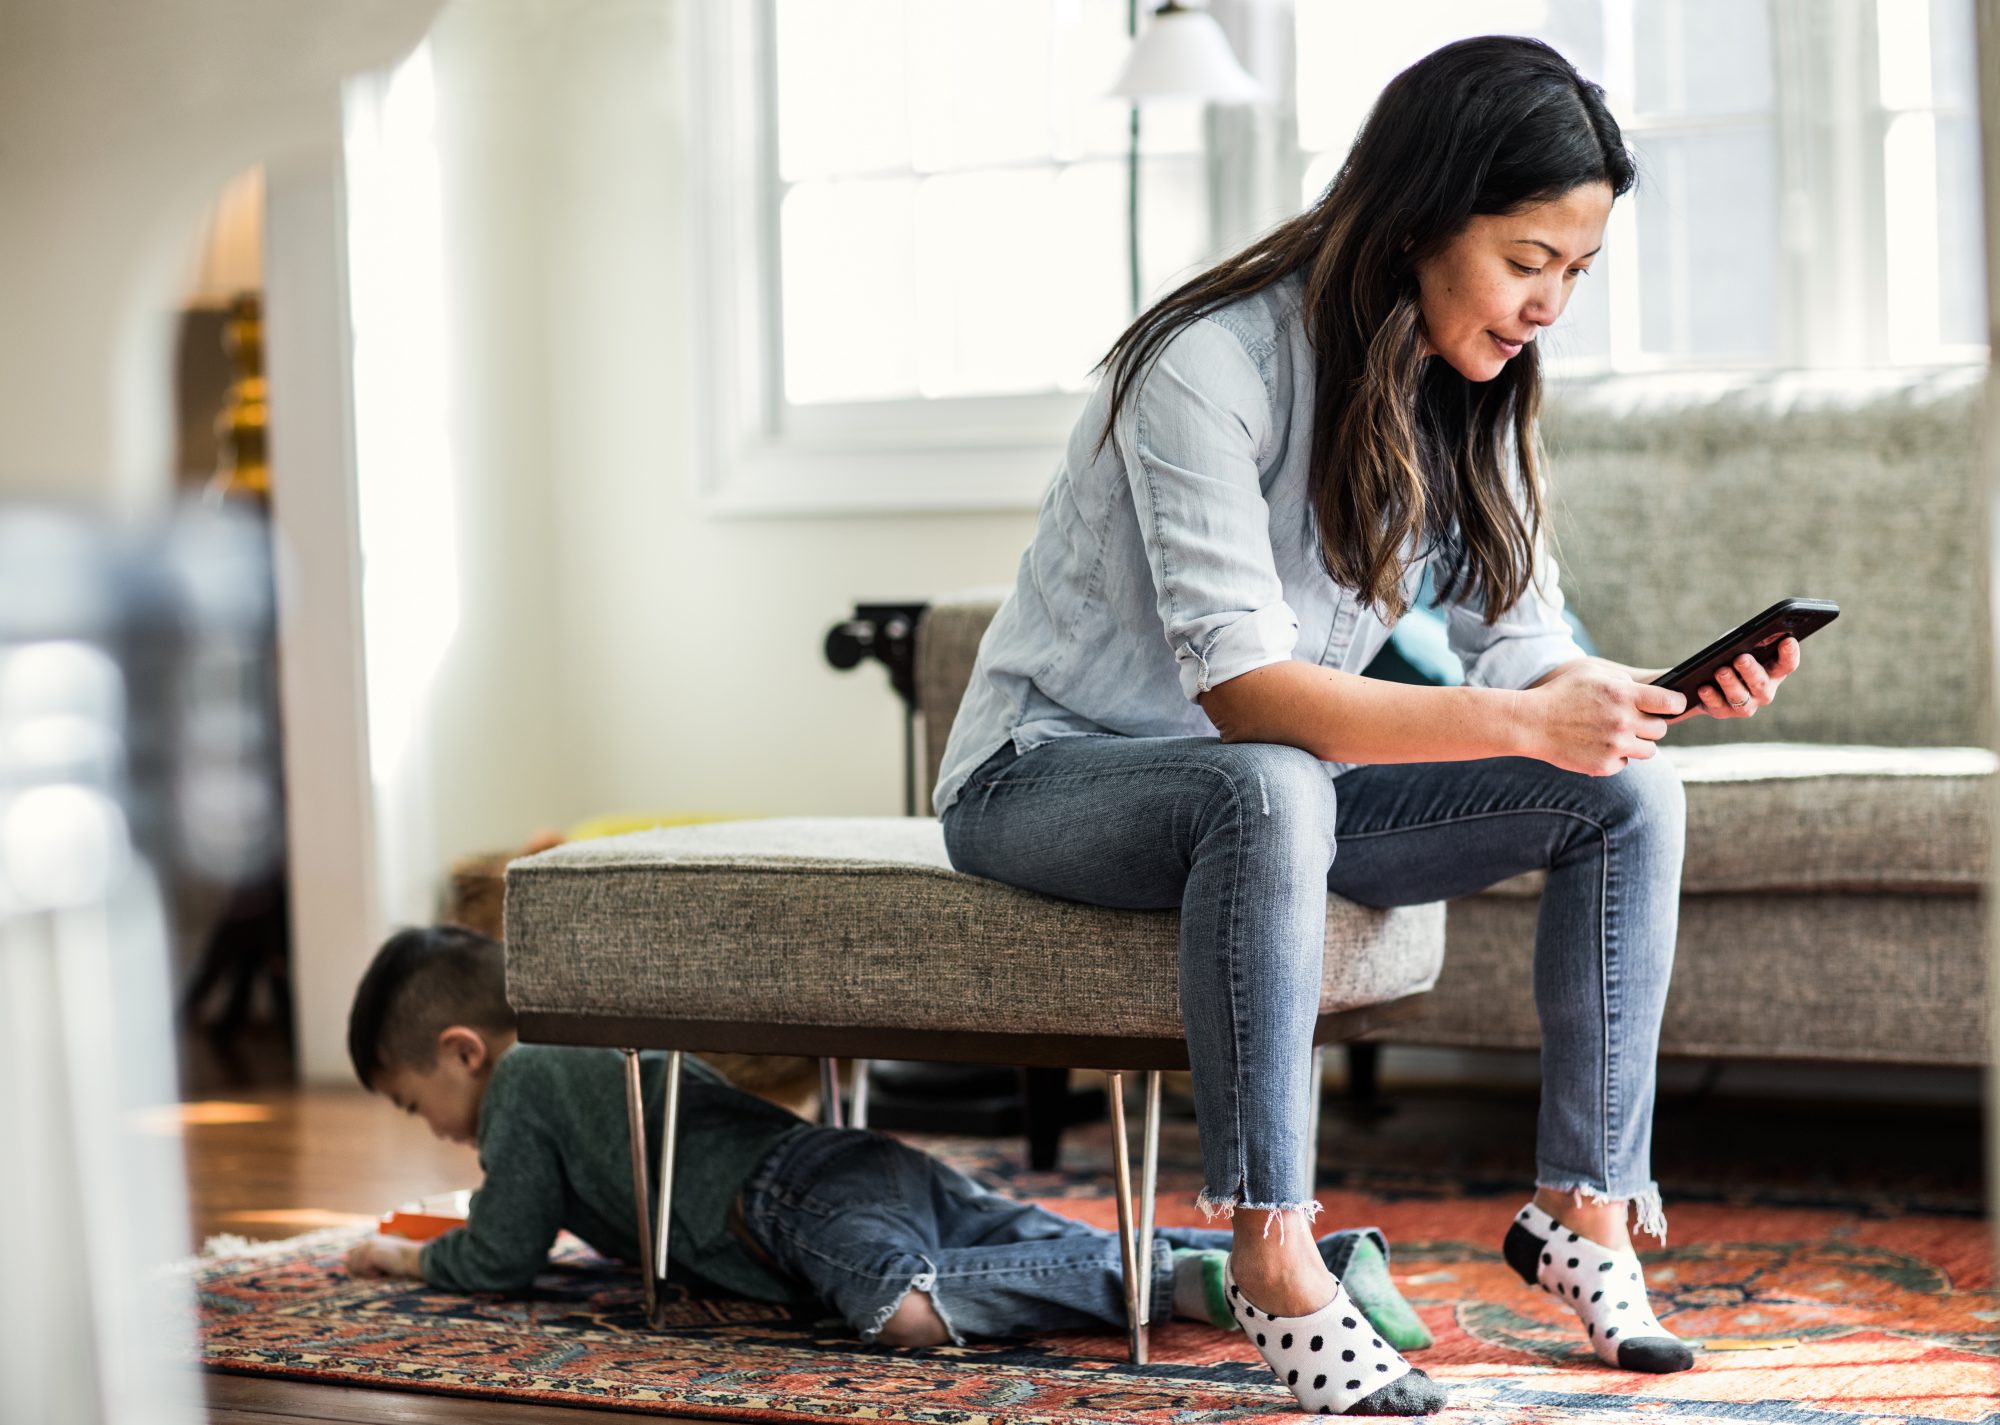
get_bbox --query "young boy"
[343,924,1432,1351]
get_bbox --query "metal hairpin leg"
[850,1058,871,1128]
[622,1047,683,1331]
[653,1048,683,1320]
[819,1056,844,1127]
[622,1049,658,1327]
[1138,1069,1160,1332]
[1108,1070,1158,1364]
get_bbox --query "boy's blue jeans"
[739,1122,1376,1344]
[939,737,1686,1238]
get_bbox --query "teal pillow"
[1362,566,1595,687]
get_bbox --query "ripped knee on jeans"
[864,1268,958,1349]
[873,1289,951,1348]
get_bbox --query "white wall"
[0,0,438,510]
[260,0,1041,1078]
[0,0,1057,1081]
[391,4,572,891]
[443,0,1040,829]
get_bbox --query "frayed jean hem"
[1196,1187,1325,1244]
[1534,1176,1668,1244]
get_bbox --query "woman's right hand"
[1520,659,1687,776]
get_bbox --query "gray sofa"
[1437,371,1991,1068]
[917,369,1994,1069]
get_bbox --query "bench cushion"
[504,817,1445,1039]
[1483,743,1994,898]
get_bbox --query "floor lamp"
[1108,0,1265,314]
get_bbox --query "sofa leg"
[1107,1070,1149,1364]
[1347,1042,1380,1105]
[1022,1065,1068,1170]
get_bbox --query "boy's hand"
[345,1234,426,1279]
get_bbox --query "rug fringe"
[164,1223,369,1277]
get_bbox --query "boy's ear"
[436,1025,488,1072]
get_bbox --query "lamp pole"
[1128,0,1142,316]
[1111,1,1265,316]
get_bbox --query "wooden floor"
[180,1068,1987,1423]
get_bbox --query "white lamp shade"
[1108,4,1265,104]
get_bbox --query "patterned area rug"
[190,1120,1997,1424]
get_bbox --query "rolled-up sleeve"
[1444,491,1589,691]
[1118,317,1299,702]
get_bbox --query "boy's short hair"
[347,924,517,1089]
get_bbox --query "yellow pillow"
[564,811,752,842]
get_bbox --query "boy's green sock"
[1168,1233,1432,1349]
[1324,1231,1433,1352]
[1170,1248,1236,1327]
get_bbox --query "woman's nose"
[1524,274,1565,326]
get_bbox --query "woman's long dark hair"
[1093,36,1635,623]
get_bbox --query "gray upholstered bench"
[503,610,1447,1361]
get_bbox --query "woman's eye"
[1567,267,1590,279]
[1510,261,1540,276]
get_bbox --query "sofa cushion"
[1412,892,1988,1065]
[1482,743,1995,898]
[1540,371,1985,749]
[504,817,1444,1038]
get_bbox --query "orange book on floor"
[376,1189,471,1241]
[377,1210,466,1242]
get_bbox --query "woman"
[935,35,1801,1416]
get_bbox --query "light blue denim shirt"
[933,273,1588,817]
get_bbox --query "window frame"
[1290,0,1985,377]
[685,0,1089,516]
[688,0,1984,516]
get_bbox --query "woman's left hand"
[1681,637,1801,721]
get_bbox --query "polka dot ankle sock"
[1501,1201,1694,1374]
[1223,1256,1447,1416]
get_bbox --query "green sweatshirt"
[420,1044,814,1302]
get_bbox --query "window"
[1294,0,1984,373]
[774,0,1209,406]
[691,1,1984,513]
[1879,0,1984,357]
[688,0,1221,512]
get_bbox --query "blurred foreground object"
[0,501,278,1423]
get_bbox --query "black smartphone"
[1649,598,1840,708]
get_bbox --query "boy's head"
[348,924,518,1145]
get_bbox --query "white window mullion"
[688,0,1080,514]
[1768,0,1877,369]
[754,0,788,438]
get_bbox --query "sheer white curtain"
[342,42,460,926]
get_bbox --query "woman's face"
[1412,182,1614,383]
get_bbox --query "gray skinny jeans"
[940,736,1686,1239]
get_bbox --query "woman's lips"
[1489,332,1525,357]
